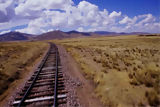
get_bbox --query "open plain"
[54,35,160,106]
[0,35,159,107]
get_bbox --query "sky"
[0,0,160,34]
[73,0,160,17]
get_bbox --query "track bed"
[12,43,67,107]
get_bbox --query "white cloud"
[0,19,29,30]
[109,11,121,18]
[136,14,155,26]
[0,29,10,34]
[0,0,160,34]
[0,0,15,22]
[18,1,117,34]
[16,27,45,34]
[77,27,84,32]
[0,0,11,15]
[16,17,47,34]
[119,16,132,24]
[15,0,73,18]
[118,14,160,33]
[47,29,55,32]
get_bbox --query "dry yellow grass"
[54,35,160,106]
[0,41,48,96]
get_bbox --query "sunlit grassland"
[0,41,48,98]
[54,35,160,106]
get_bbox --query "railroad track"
[12,43,67,107]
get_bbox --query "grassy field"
[54,35,160,106]
[0,41,48,99]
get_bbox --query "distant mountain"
[93,31,150,35]
[66,30,91,36]
[93,31,117,35]
[34,30,89,40]
[129,32,150,35]
[0,30,151,42]
[0,31,33,42]
[34,30,70,40]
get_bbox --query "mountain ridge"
[0,31,33,42]
[0,30,151,42]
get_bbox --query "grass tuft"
[54,35,160,106]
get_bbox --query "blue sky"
[73,0,160,17]
[0,0,160,34]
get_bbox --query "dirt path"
[57,45,105,107]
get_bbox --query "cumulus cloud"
[16,17,47,34]
[136,14,155,26]
[118,14,160,33]
[0,0,15,22]
[0,29,10,34]
[119,16,135,24]
[15,0,73,19]
[0,0,160,34]
[109,11,121,18]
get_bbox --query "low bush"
[145,90,160,106]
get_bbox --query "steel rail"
[53,45,58,107]
[17,43,51,107]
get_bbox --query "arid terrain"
[0,0,159,106]
[0,41,48,104]
[0,35,159,107]
[54,35,160,106]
